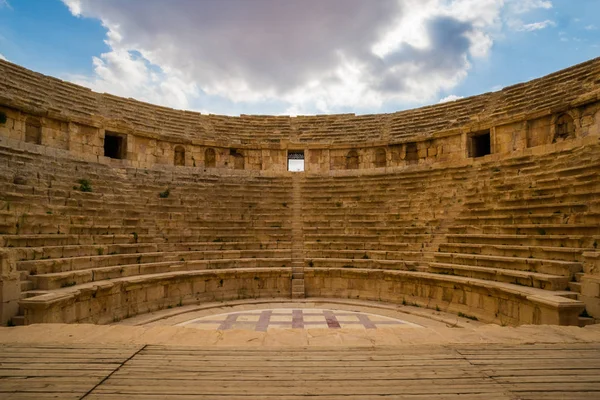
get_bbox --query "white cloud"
[439,94,464,103]
[68,48,198,111]
[0,53,6,61]
[62,0,81,16]
[59,0,557,115]
[519,20,557,31]
[507,0,553,15]
[585,25,598,31]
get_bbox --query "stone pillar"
[0,249,20,325]
[580,252,600,318]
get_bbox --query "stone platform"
[1,300,599,399]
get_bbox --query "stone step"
[434,252,582,277]
[429,262,569,291]
[438,243,586,262]
[568,281,582,293]
[578,317,596,327]
[10,316,25,326]
[19,280,33,292]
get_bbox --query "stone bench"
[304,268,585,326]
[307,258,421,271]
[304,241,413,251]
[303,226,433,235]
[303,233,431,244]
[438,243,587,262]
[29,257,292,290]
[454,214,567,226]
[433,252,582,277]
[428,262,569,290]
[18,250,293,275]
[446,233,598,249]
[449,224,600,236]
[305,250,424,261]
[465,202,589,216]
[20,267,292,324]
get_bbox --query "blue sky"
[0,0,598,116]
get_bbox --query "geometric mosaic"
[177,308,422,331]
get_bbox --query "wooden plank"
[85,395,513,400]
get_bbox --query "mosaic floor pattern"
[177,308,422,331]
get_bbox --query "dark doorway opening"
[469,131,491,158]
[104,132,126,159]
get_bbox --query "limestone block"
[580,275,600,318]
[0,249,20,325]
[583,252,600,275]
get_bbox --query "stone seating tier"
[1,57,598,144]
[297,141,599,319]
[1,137,599,326]
[305,268,584,326]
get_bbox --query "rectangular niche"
[288,150,305,172]
[468,130,491,158]
[405,142,418,164]
[104,131,127,159]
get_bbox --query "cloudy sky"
[0,0,598,116]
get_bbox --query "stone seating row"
[3,139,598,326]
[2,57,598,144]
[20,268,292,324]
[430,145,599,306]
[10,240,293,262]
[305,268,584,326]
[299,143,599,302]
[27,256,292,291]
[0,144,298,325]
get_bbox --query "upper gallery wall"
[0,58,599,173]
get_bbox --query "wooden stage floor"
[1,343,600,399]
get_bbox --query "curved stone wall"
[1,58,600,173]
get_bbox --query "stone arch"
[174,146,185,166]
[205,148,216,168]
[25,117,42,144]
[553,113,575,143]
[346,150,359,170]
[374,148,386,168]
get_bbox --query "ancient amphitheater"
[1,57,600,399]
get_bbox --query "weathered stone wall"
[21,269,292,325]
[1,58,599,174]
[1,98,599,173]
[2,104,598,174]
[305,268,585,326]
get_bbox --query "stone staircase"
[290,174,305,299]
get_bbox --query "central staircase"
[291,174,306,299]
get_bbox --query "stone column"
[0,249,20,325]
